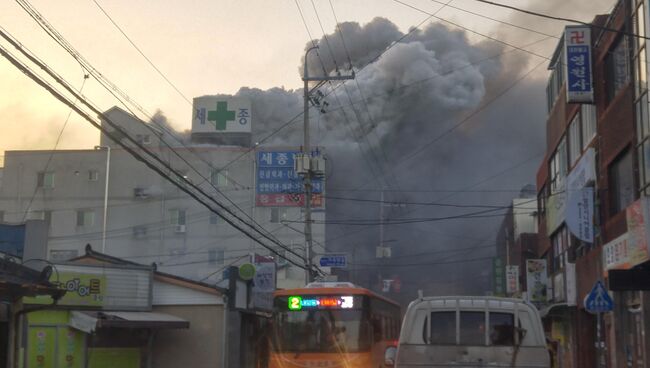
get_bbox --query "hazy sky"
[0,0,613,156]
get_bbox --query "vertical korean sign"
[256,150,323,207]
[565,25,594,103]
[506,265,520,295]
[526,259,549,304]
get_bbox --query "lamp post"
[94,145,110,253]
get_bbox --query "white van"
[388,296,550,368]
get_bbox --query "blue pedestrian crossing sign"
[584,280,614,314]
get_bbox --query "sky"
[0,0,613,157]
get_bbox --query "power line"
[8,3,297,264]
[0,36,310,272]
[322,194,538,209]
[466,0,650,41]
[90,0,192,105]
[350,255,493,268]
[21,74,88,222]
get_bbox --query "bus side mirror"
[384,346,397,367]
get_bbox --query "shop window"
[609,150,635,214]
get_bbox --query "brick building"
[534,1,650,367]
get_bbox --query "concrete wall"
[152,304,225,368]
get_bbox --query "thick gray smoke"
[155,16,550,301]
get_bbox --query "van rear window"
[429,312,455,344]
[459,312,484,345]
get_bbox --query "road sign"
[584,280,614,314]
[318,254,347,268]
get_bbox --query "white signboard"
[250,261,276,311]
[526,259,548,304]
[192,96,252,133]
[506,265,519,295]
[566,148,595,242]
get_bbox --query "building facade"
[0,105,326,287]
[533,2,650,367]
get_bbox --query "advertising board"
[256,150,324,207]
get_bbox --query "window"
[581,105,597,149]
[610,150,635,214]
[169,209,186,225]
[633,1,650,195]
[546,46,565,112]
[134,187,149,199]
[76,210,94,227]
[551,226,569,273]
[88,170,99,181]
[270,208,288,223]
[27,210,51,227]
[489,313,515,346]
[605,36,630,102]
[133,226,147,239]
[549,137,567,193]
[208,248,225,265]
[460,312,485,346]
[211,169,229,187]
[136,134,151,145]
[569,113,581,166]
[537,185,547,218]
[210,212,220,225]
[37,172,54,188]
[428,311,456,345]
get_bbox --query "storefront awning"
[539,303,572,318]
[70,311,189,332]
[99,311,190,329]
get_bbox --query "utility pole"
[302,45,354,283]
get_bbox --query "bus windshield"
[273,309,370,353]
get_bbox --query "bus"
[270,282,401,368]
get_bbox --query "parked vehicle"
[270,282,401,368]
[389,296,550,368]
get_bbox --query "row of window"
[549,105,597,194]
[34,168,231,190]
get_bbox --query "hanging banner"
[506,265,520,295]
[526,259,549,304]
[564,26,594,103]
[566,262,577,306]
[546,189,567,235]
[566,187,594,242]
[566,148,596,242]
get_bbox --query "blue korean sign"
[319,254,348,268]
[584,280,614,314]
[564,25,594,103]
[256,151,324,194]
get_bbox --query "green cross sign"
[207,101,235,130]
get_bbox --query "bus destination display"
[287,295,354,311]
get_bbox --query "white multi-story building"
[0,103,326,287]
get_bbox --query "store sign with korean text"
[526,259,548,304]
[564,26,593,103]
[25,272,106,307]
[603,197,650,273]
[256,150,324,207]
[192,96,252,133]
[546,189,567,236]
[506,265,519,295]
[250,255,276,311]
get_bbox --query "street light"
[94,145,110,254]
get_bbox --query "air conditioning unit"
[175,224,186,233]
[134,187,149,199]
